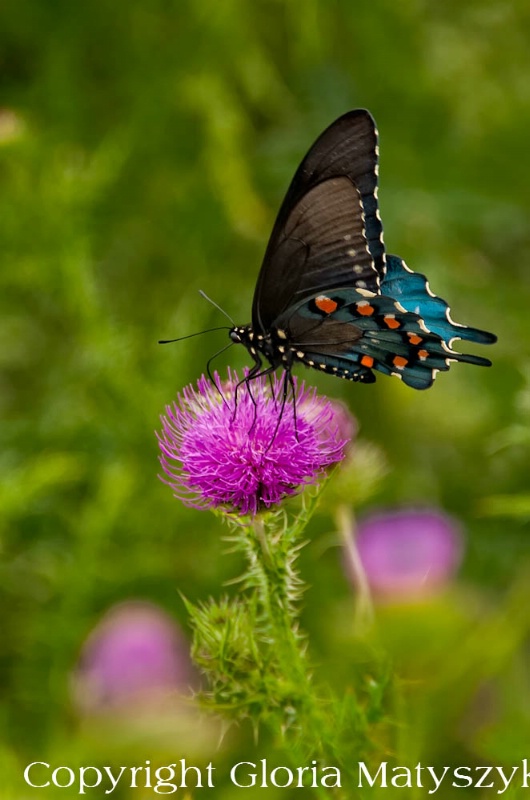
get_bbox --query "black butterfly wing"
[252,177,375,329]
[281,288,492,390]
[252,110,384,333]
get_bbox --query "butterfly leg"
[265,368,295,452]
[244,364,279,434]
[268,373,278,411]
[232,352,263,424]
[287,369,299,442]
[206,342,235,407]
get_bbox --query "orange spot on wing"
[408,333,422,345]
[357,303,375,316]
[384,315,401,329]
[393,355,408,368]
[418,349,429,360]
[361,355,374,368]
[315,295,338,314]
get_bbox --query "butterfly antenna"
[198,290,236,326]
[158,326,230,345]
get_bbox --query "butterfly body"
[231,110,496,391]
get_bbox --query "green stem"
[245,511,348,800]
[249,515,305,683]
[336,505,374,633]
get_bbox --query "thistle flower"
[72,601,195,714]
[353,508,463,599]
[157,371,352,516]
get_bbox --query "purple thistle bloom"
[72,601,195,714]
[354,508,463,599]
[157,370,352,516]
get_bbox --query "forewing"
[253,177,375,328]
[252,110,384,331]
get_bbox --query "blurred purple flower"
[354,508,463,599]
[157,370,352,516]
[73,601,195,714]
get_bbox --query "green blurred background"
[2,0,530,796]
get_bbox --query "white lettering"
[180,759,203,788]
[496,766,518,794]
[231,762,256,788]
[391,767,412,788]
[52,766,75,788]
[297,766,310,785]
[79,767,102,794]
[427,766,450,794]
[144,761,152,788]
[453,766,473,788]
[205,763,215,787]
[321,766,341,788]
[475,766,494,788]
[103,766,126,795]
[259,759,268,787]
[522,759,530,788]
[24,762,50,788]
[154,765,176,794]
[21,759,337,793]
[270,767,293,788]
[358,761,387,787]
[129,766,143,788]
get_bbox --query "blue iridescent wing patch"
[381,255,497,347]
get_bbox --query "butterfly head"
[230,324,262,360]
[229,325,249,345]
[230,324,287,370]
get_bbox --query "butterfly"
[229,109,496,393]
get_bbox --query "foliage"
[1,0,530,797]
